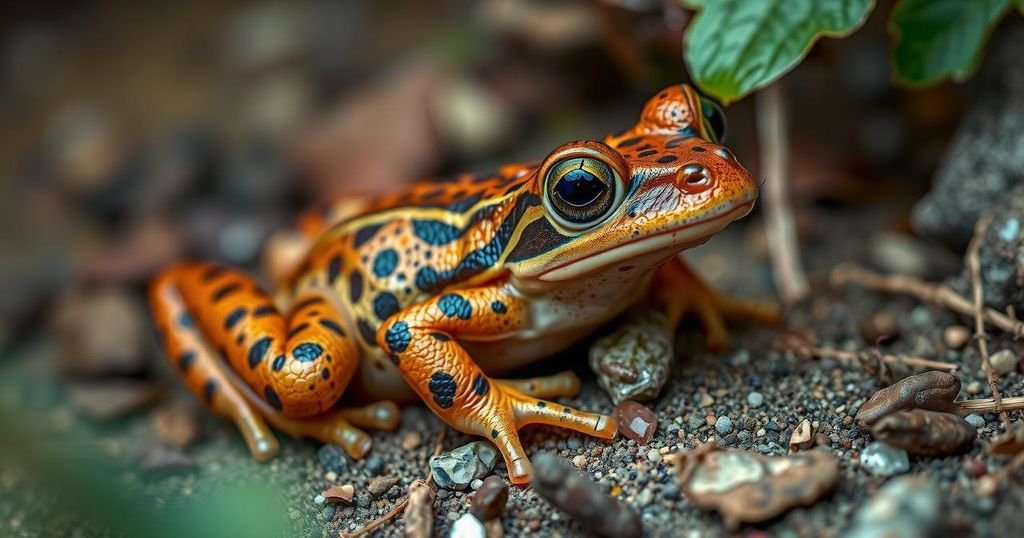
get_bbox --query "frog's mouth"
[537,201,754,282]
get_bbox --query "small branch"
[341,428,447,538]
[953,395,1024,414]
[798,344,957,372]
[829,263,1024,337]
[757,81,809,304]
[967,215,1008,426]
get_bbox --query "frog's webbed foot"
[589,310,672,404]
[377,285,617,485]
[656,257,782,354]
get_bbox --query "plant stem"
[757,81,809,304]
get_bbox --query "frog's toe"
[495,371,581,399]
[340,400,401,431]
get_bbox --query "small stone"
[635,489,654,507]
[966,381,983,395]
[789,419,816,452]
[470,476,509,521]
[943,325,971,349]
[714,416,733,435]
[859,442,910,476]
[590,310,672,403]
[430,442,498,490]
[963,458,988,478]
[746,392,765,408]
[402,431,423,451]
[647,448,661,462]
[989,349,1019,375]
[698,393,715,407]
[322,484,354,504]
[365,456,385,476]
[317,445,348,475]
[450,514,486,538]
[138,443,194,474]
[314,494,325,505]
[613,401,657,444]
[367,476,401,498]
[325,471,338,482]
[859,312,901,344]
[572,455,587,468]
[965,414,986,428]
[844,476,940,538]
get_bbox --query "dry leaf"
[322,484,354,504]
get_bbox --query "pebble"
[572,455,587,468]
[844,476,940,538]
[401,431,423,451]
[714,416,733,435]
[313,494,325,505]
[746,392,765,408]
[646,448,661,462]
[430,441,498,490]
[859,442,910,476]
[138,443,195,474]
[324,471,338,483]
[989,349,1019,375]
[317,445,348,475]
[449,513,485,538]
[364,456,385,476]
[859,312,900,344]
[470,476,509,521]
[965,414,985,428]
[614,400,657,444]
[966,381,984,395]
[943,325,971,349]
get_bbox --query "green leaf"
[890,0,1011,86]
[683,0,874,104]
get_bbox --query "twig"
[797,344,958,372]
[953,395,1024,414]
[966,215,1008,426]
[757,81,809,304]
[341,428,447,538]
[829,263,1024,337]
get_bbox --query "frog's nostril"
[680,164,711,188]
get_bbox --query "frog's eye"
[699,96,727,144]
[544,156,621,230]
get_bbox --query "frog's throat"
[536,201,754,282]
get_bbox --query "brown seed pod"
[855,371,960,431]
[871,410,976,456]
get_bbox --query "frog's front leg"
[150,263,398,461]
[376,284,617,485]
[654,256,781,353]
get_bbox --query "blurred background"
[0,0,972,536]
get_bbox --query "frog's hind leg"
[376,284,617,485]
[655,256,781,353]
[149,262,393,459]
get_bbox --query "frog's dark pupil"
[555,167,606,207]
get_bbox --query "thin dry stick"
[829,263,1024,337]
[967,215,1009,426]
[953,395,1024,413]
[757,81,809,304]
[800,344,958,372]
[342,428,447,538]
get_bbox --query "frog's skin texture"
[149,84,774,484]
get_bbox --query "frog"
[149,84,777,484]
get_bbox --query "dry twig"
[829,263,1024,337]
[341,428,447,538]
[953,395,1024,414]
[966,215,1009,426]
[757,82,809,304]
[796,343,957,372]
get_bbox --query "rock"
[53,286,148,377]
[871,410,977,456]
[789,419,816,452]
[965,414,986,429]
[912,21,1024,250]
[859,442,910,476]
[470,476,509,521]
[450,513,486,538]
[943,325,971,349]
[430,442,498,490]
[138,443,194,474]
[844,476,941,538]
[867,233,935,279]
[321,484,354,504]
[989,349,1019,375]
[151,403,202,449]
[401,431,423,451]
[68,380,160,420]
[367,476,401,499]
[747,391,765,408]
[855,371,960,431]
[714,416,733,435]
[317,444,348,474]
[404,479,435,538]
[532,452,642,538]
[365,455,385,476]
[859,312,901,345]
[613,401,657,444]
[676,445,839,529]
[589,310,672,403]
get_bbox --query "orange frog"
[149,84,775,484]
